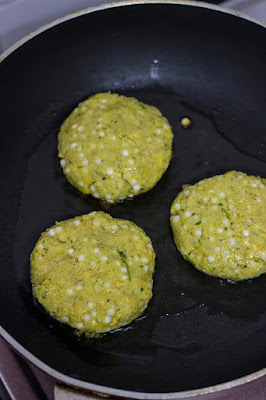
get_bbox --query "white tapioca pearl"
[90,185,96,192]
[175,203,181,210]
[229,239,236,245]
[184,190,190,195]
[242,230,249,237]
[104,282,110,287]
[65,168,70,173]
[117,182,123,190]
[121,267,127,273]
[227,230,233,235]
[247,205,251,209]
[77,126,84,132]
[111,135,116,141]
[116,261,121,266]
[203,197,209,202]
[208,256,215,263]
[224,251,229,256]
[68,248,74,254]
[147,137,152,142]
[78,255,85,262]
[157,129,162,134]
[134,256,140,262]
[122,150,129,156]
[173,215,180,222]
[133,184,141,191]
[95,158,101,164]
[215,247,221,252]
[232,213,237,217]
[94,248,100,254]
[223,219,229,226]
[88,301,93,308]
[122,224,128,229]
[211,198,218,204]
[251,183,257,187]
[38,243,44,249]
[82,160,89,166]
[55,227,62,234]
[147,243,152,249]
[129,159,134,165]
[122,275,128,280]
[72,134,77,139]
[259,183,265,188]
[96,117,102,122]
[209,190,215,194]
[84,314,90,322]
[256,199,261,203]
[106,168,113,175]
[92,129,97,135]
[135,148,139,152]
[243,180,248,184]
[48,229,55,236]
[94,284,99,290]
[61,317,69,323]
[66,288,73,295]
[72,124,78,129]
[261,253,266,260]
[100,105,105,109]
[108,308,115,316]
[112,225,118,231]
[144,265,148,272]
[101,255,108,262]
[71,143,77,149]
[130,179,137,186]
[229,205,234,210]
[79,152,84,158]
[219,192,225,197]
[60,159,66,167]
[247,219,253,225]
[183,224,187,231]
[202,219,206,223]
[92,311,97,317]
[128,194,134,198]
[77,285,82,290]
[93,220,100,227]
[163,124,168,129]
[195,229,202,237]
[97,123,103,128]
[192,215,198,220]
[105,316,111,324]
[99,131,105,137]
[142,257,148,263]
[238,174,243,178]
[217,228,223,233]
[101,98,107,103]
[99,143,104,149]
[74,220,81,226]
[185,211,192,217]
[251,261,257,267]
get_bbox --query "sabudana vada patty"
[31,212,155,335]
[170,171,266,281]
[58,92,173,203]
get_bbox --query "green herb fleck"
[139,104,146,109]
[195,221,202,225]
[118,250,131,281]
[42,291,48,299]
[140,288,144,292]
[95,171,105,178]
[242,265,247,269]
[218,203,223,206]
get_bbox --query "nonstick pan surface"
[0,1,266,396]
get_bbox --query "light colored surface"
[222,0,266,22]
[1,0,266,53]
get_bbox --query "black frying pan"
[0,1,266,397]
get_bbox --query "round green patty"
[58,92,173,203]
[31,211,155,335]
[170,171,266,281]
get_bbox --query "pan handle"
[55,383,115,400]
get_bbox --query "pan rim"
[0,0,265,397]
